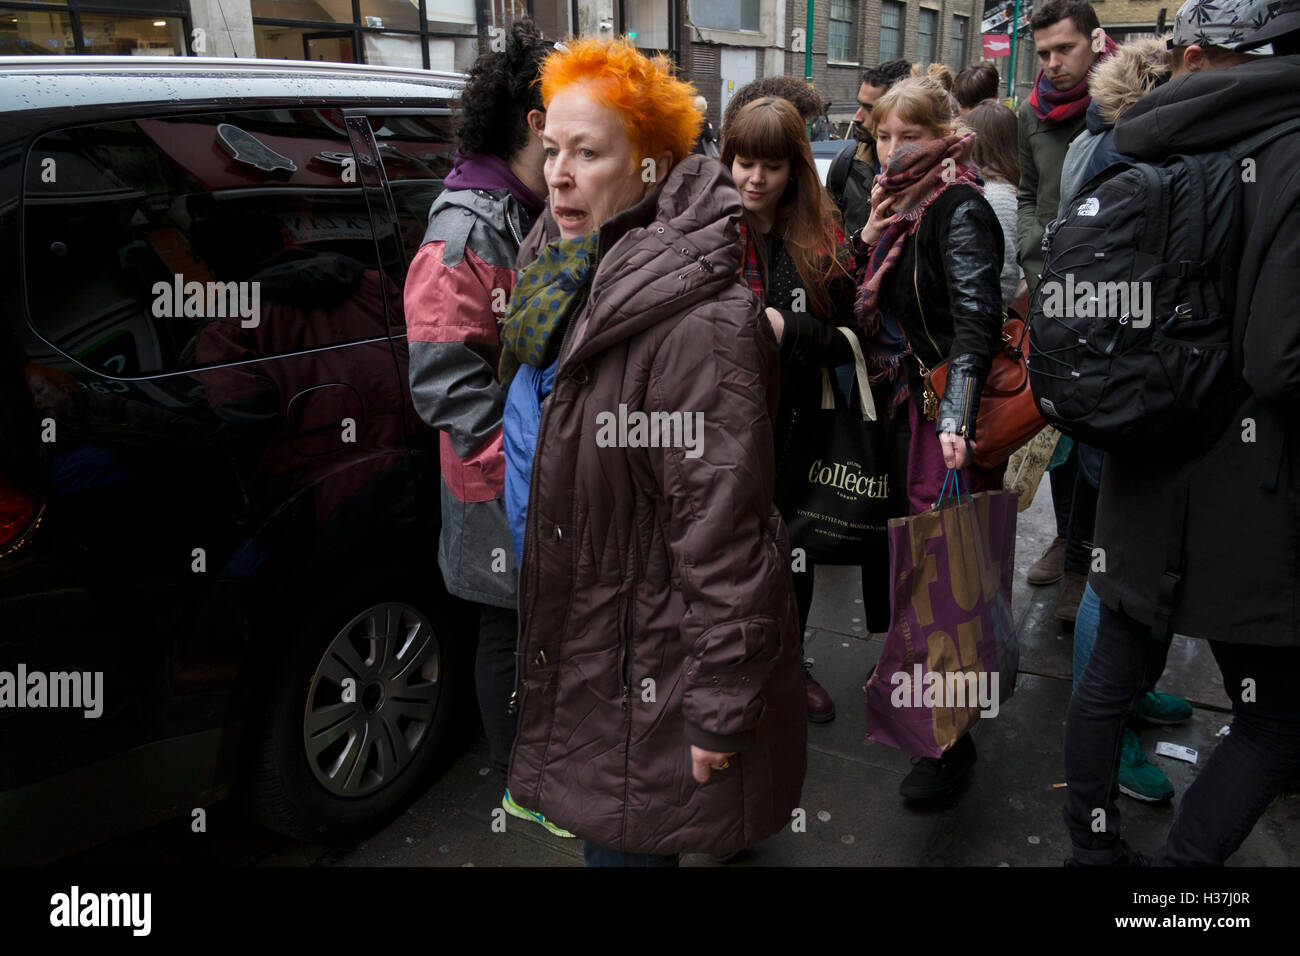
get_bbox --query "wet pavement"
[60,475,1300,867]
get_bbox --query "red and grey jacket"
[405,179,537,607]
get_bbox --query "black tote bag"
[774,329,902,564]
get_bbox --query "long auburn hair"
[721,97,850,318]
[962,99,1020,186]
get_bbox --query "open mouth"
[553,206,588,228]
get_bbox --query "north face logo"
[1077,197,1101,217]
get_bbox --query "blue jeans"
[583,841,679,867]
[1064,601,1300,864]
[1072,582,1102,691]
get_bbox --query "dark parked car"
[0,56,477,863]
[810,138,857,186]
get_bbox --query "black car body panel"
[0,58,466,863]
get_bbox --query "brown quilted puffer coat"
[507,155,807,856]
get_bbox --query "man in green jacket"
[1016,0,1114,292]
[1017,0,1115,606]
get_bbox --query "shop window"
[358,0,418,33]
[79,13,184,55]
[625,0,668,49]
[363,30,423,67]
[252,0,352,24]
[689,0,758,32]
[426,0,476,33]
[255,24,356,61]
[426,35,476,72]
[0,8,75,54]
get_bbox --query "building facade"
[0,0,560,69]
[3,0,1165,117]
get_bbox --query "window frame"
[0,1,193,56]
[879,0,903,63]
[917,7,937,66]
[949,14,968,72]
[252,0,479,70]
[827,0,855,64]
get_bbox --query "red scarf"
[1029,34,1117,123]
[737,221,766,304]
[854,129,981,332]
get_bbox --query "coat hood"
[430,185,530,251]
[562,154,748,365]
[1114,53,1300,159]
[443,149,544,223]
[1088,37,1172,130]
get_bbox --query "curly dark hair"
[454,18,551,160]
[721,75,824,136]
[861,58,912,90]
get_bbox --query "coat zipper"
[618,591,633,709]
[678,253,715,281]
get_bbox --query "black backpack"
[1027,117,1300,458]
[826,141,873,242]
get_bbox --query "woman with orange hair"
[499,37,806,866]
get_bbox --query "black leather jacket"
[877,184,1005,441]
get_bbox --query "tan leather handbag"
[912,258,1044,469]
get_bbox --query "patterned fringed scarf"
[498,231,600,388]
[853,130,981,413]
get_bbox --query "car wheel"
[245,573,470,841]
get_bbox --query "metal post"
[805,0,813,82]
[1008,0,1022,98]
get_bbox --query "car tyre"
[243,569,471,842]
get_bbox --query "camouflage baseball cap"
[1170,0,1297,49]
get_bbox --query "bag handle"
[936,468,970,509]
[820,327,877,421]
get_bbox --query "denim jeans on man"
[1065,600,1300,864]
[583,842,679,867]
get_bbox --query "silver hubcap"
[302,602,441,798]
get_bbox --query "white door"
[719,48,757,120]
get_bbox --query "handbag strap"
[820,327,877,421]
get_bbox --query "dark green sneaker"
[1135,691,1193,725]
[1118,729,1174,803]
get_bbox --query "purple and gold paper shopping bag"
[864,487,1019,758]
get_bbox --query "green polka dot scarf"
[498,231,600,388]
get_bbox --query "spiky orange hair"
[539,36,702,166]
